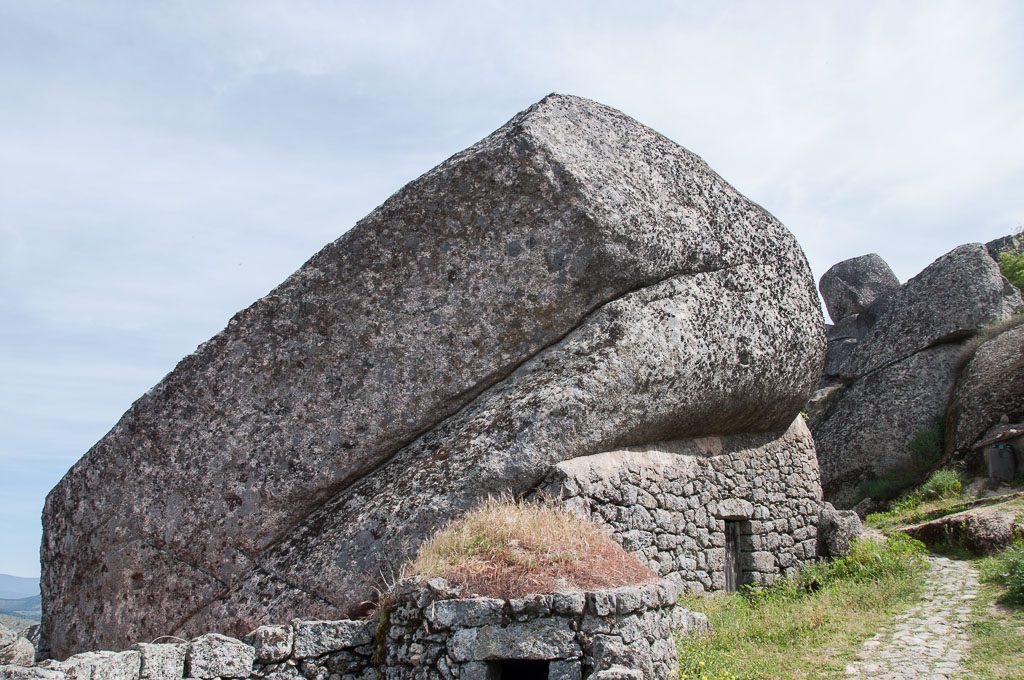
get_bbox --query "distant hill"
[0,595,41,623]
[0,574,39,600]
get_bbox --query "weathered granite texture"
[901,507,1024,555]
[2,580,704,680]
[0,627,34,668]
[819,253,899,323]
[841,244,1020,379]
[43,94,824,655]
[816,502,862,558]
[540,418,822,591]
[812,243,1022,506]
[948,322,1024,455]
[814,345,962,507]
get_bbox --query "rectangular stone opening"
[724,520,743,592]
[488,659,550,679]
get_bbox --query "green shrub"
[1000,251,1024,291]
[860,420,947,504]
[863,475,920,504]
[865,468,964,530]
[916,468,963,501]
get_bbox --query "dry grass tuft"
[408,497,655,599]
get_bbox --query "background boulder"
[42,94,825,656]
[811,242,1022,507]
[948,321,1024,455]
[813,345,961,507]
[842,244,1020,379]
[819,253,899,324]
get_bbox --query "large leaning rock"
[814,345,962,506]
[948,322,1024,454]
[819,253,899,324]
[42,94,825,656]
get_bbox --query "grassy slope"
[962,544,1024,678]
[863,472,1024,678]
[674,536,928,679]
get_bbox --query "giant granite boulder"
[42,94,825,657]
[812,243,1022,506]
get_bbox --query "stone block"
[133,643,186,680]
[43,650,141,680]
[550,659,582,680]
[243,624,293,663]
[508,594,552,621]
[0,667,66,680]
[550,591,586,616]
[716,499,754,519]
[186,634,254,679]
[425,598,505,630]
[459,662,490,680]
[749,551,777,572]
[587,591,616,617]
[292,620,373,658]
[447,619,578,661]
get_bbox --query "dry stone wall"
[0,580,705,680]
[540,418,822,592]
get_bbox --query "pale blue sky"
[2,1,1023,577]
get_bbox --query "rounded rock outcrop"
[819,253,899,323]
[948,321,1024,454]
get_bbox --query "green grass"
[674,535,928,679]
[865,468,969,532]
[962,542,1024,678]
[979,541,1024,606]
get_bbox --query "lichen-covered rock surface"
[948,322,1024,455]
[814,345,962,506]
[42,93,824,656]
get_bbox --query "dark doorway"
[725,520,742,592]
[489,659,550,679]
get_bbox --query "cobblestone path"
[844,555,978,679]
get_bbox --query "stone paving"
[844,555,978,679]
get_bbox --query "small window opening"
[488,659,550,679]
[724,520,743,592]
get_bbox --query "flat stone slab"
[448,618,579,661]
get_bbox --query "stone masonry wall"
[1,579,706,680]
[541,418,823,592]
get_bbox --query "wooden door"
[725,521,741,592]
